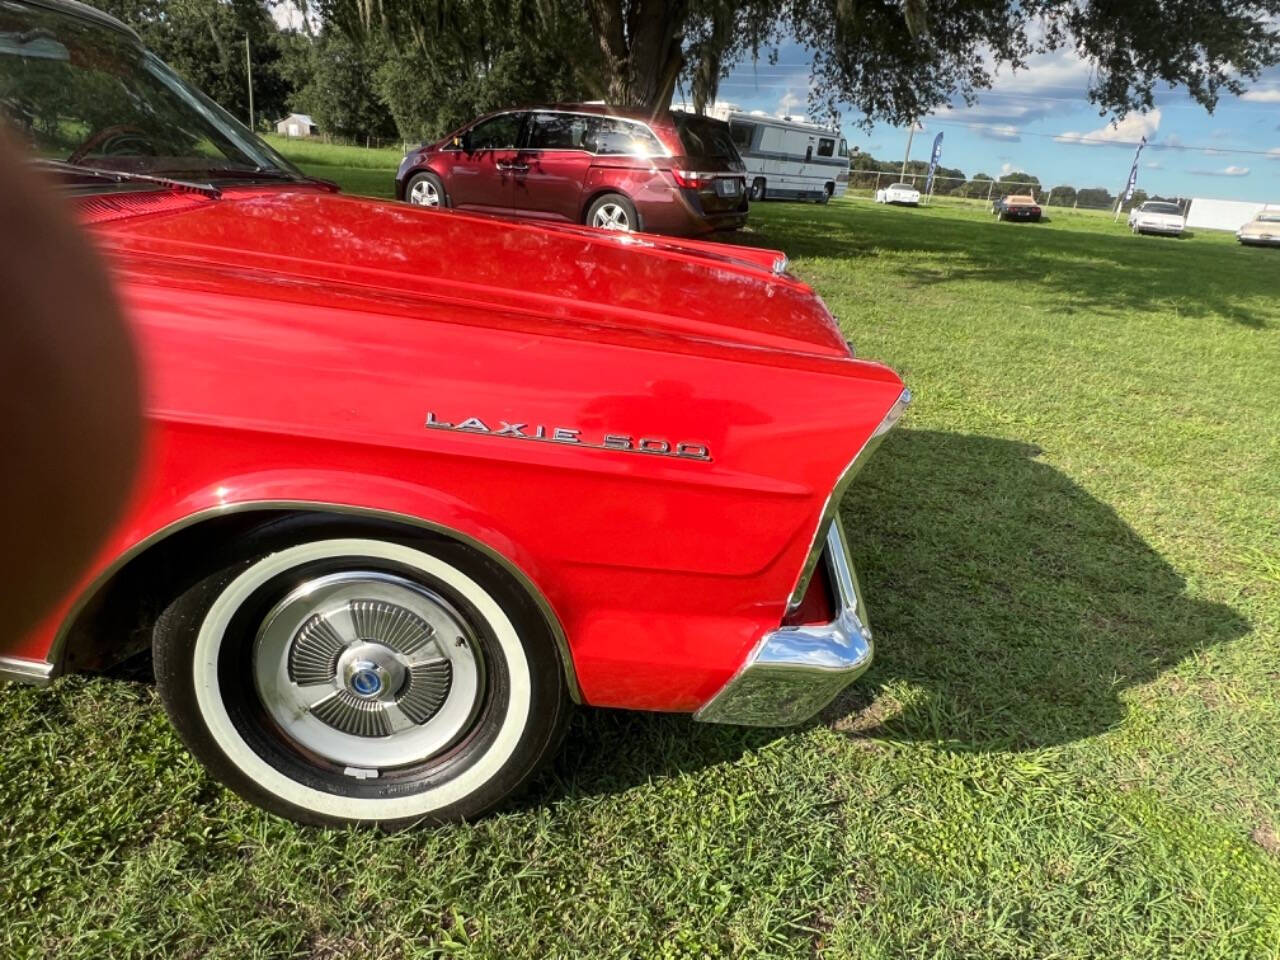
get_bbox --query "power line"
[924,117,1280,155]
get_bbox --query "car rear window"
[673,114,740,161]
[1142,202,1181,215]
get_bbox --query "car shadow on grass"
[534,428,1249,801]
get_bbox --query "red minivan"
[394,104,749,236]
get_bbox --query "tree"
[1046,185,1077,207]
[289,30,397,139]
[1076,187,1115,209]
[330,0,1280,124]
[98,0,293,126]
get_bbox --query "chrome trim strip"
[43,501,582,702]
[693,522,873,726]
[0,656,55,687]
[786,387,911,613]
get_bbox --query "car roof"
[19,0,140,41]
[523,103,674,124]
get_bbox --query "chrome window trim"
[0,655,55,687]
[786,388,911,613]
[39,501,582,702]
[523,110,673,158]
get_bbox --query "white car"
[1128,201,1186,236]
[1236,206,1280,247]
[876,182,921,205]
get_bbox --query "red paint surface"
[19,186,904,712]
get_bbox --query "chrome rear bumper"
[694,387,909,727]
[694,521,874,726]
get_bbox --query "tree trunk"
[586,0,688,113]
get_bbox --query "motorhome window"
[730,121,755,150]
[838,139,849,158]
[817,138,835,157]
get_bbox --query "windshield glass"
[1257,213,1280,223]
[890,183,912,190]
[0,0,301,184]
[1143,202,1181,215]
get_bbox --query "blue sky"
[708,44,1280,202]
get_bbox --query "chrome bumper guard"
[694,521,873,726]
[694,387,910,727]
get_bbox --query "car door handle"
[496,162,529,173]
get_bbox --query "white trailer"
[707,109,850,202]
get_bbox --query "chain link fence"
[846,170,1166,211]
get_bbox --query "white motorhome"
[705,108,850,202]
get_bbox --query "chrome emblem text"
[425,412,711,462]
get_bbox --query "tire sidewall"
[407,171,448,208]
[586,192,639,232]
[154,527,568,827]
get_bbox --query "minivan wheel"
[406,171,447,208]
[750,178,766,201]
[586,193,638,232]
[152,522,571,828]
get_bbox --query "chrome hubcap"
[593,202,631,231]
[253,571,482,768]
[410,178,440,206]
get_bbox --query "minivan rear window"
[673,114,740,161]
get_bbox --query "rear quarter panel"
[24,237,903,713]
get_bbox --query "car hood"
[89,188,850,358]
[1240,220,1279,235]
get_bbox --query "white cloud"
[973,123,1022,142]
[1056,109,1161,146]
[778,90,802,117]
[1241,89,1280,103]
[1144,161,1164,170]
[1268,148,1280,160]
[999,162,1026,176]
[1189,165,1251,177]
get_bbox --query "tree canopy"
[325,0,1280,124]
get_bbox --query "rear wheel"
[152,520,570,828]
[750,178,767,202]
[586,193,638,232]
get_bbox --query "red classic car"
[1,0,909,826]
[395,104,750,236]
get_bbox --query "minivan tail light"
[672,169,714,189]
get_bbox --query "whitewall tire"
[153,520,570,827]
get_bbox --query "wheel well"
[57,508,579,700]
[580,188,638,227]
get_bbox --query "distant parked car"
[1236,206,1280,247]
[875,182,921,205]
[395,105,748,237]
[1128,201,1185,236]
[993,194,1042,222]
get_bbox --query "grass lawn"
[2,151,1278,958]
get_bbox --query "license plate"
[715,179,741,198]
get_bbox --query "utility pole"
[245,35,254,131]
[900,121,918,179]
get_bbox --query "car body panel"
[11,186,906,715]
[876,184,920,205]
